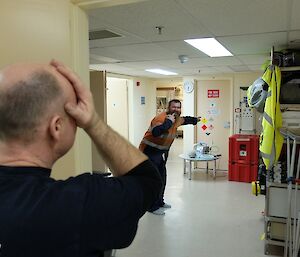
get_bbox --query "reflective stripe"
[269,143,276,168]
[261,150,276,170]
[142,139,170,150]
[263,112,273,126]
[159,134,177,139]
[260,152,271,159]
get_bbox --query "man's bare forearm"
[86,118,147,176]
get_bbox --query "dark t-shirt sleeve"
[152,119,173,137]
[79,160,162,253]
[182,116,198,125]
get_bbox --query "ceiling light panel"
[184,38,233,57]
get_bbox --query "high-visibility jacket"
[260,65,284,170]
[139,112,183,152]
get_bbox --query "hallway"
[116,139,279,257]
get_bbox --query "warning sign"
[207,89,219,98]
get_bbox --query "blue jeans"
[143,146,168,212]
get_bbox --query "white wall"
[129,78,156,147]
[232,72,262,134]
[182,78,197,154]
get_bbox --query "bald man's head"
[0,65,63,142]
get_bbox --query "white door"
[106,77,129,140]
[196,80,231,170]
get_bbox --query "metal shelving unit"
[264,129,300,256]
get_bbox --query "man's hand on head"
[50,60,99,131]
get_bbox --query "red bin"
[228,134,259,183]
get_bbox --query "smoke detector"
[178,55,189,64]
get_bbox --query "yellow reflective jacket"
[260,65,284,170]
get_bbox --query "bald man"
[0,61,162,257]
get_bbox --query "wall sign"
[201,117,207,124]
[208,89,220,98]
[207,109,220,116]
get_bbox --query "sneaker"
[162,203,171,209]
[150,208,165,215]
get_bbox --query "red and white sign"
[207,89,219,98]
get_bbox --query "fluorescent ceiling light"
[145,69,178,75]
[184,38,233,57]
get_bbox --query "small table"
[179,153,218,180]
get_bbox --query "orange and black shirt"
[139,112,198,152]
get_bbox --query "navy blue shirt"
[0,160,161,257]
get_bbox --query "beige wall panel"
[0,0,71,67]
[0,0,91,179]
[70,4,92,176]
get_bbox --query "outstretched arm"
[50,60,148,177]
[181,116,201,125]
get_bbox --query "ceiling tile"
[175,0,288,36]
[90,43,178,61]
[218,32,288,55]
[88,0,211,41]
[228,65,251,72]
[237,54,270,66]
[156,56,243,69]
[156,41,207,58]
[248,65,265,72]
[291,0,300,30]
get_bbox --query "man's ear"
[49,115,62,141]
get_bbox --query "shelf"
[265,239,285,247]
[267,182,300,189]
[280,128,300,140]
[280,66,300,72]
[265,216,287,223]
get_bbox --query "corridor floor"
[116,139,281,257]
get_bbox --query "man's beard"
[172,112,180,118]
[166,110,180,117]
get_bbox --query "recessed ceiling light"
[184,38,233,57]
[145,69,178,75]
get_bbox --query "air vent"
[89,29,122,40]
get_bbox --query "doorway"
[106,77,129,140]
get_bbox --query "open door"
[106,77,129,140]
[90,70,107,172]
